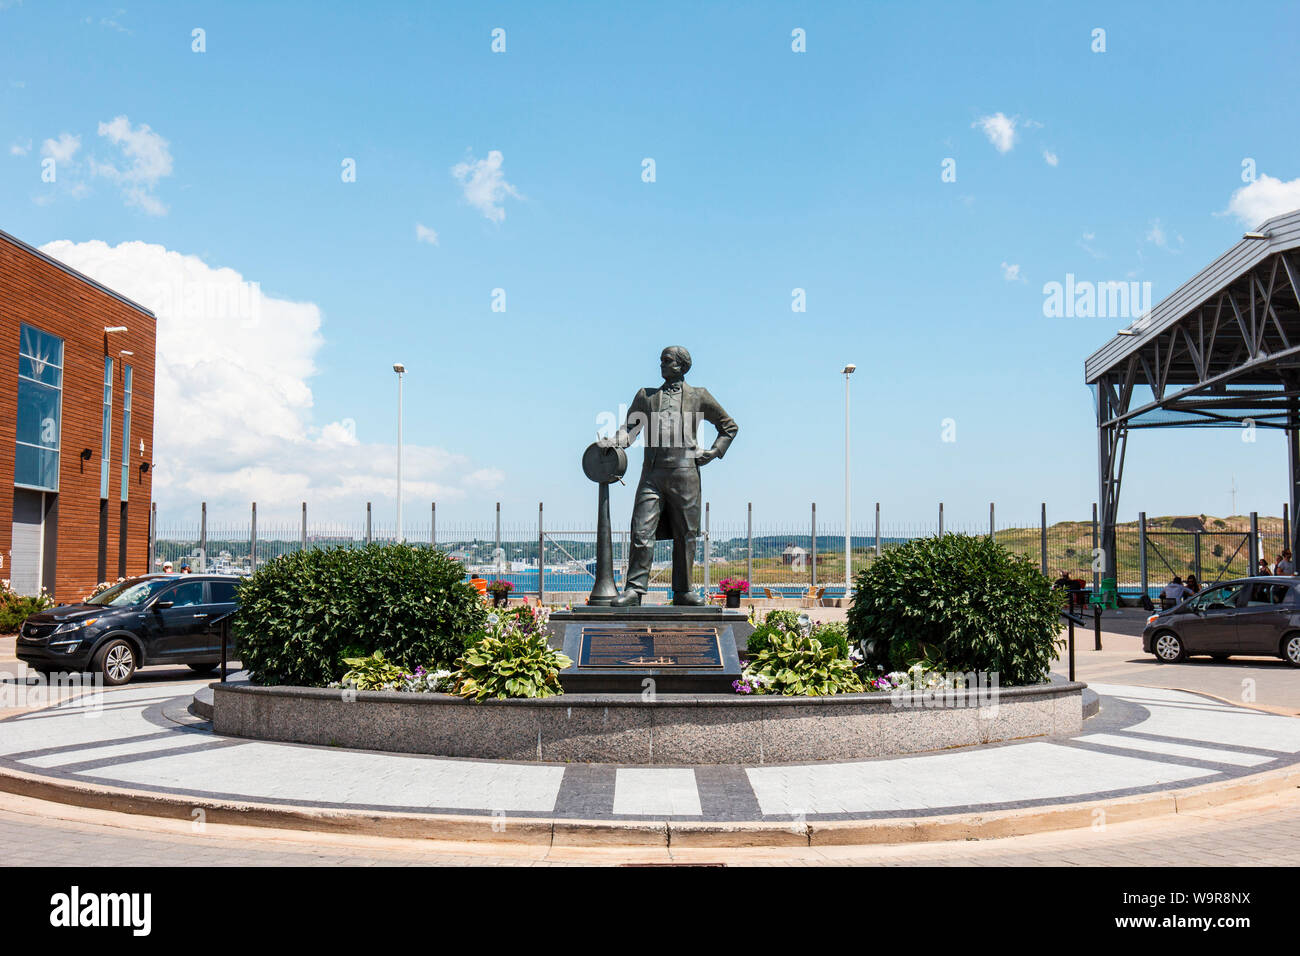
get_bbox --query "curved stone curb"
[209,679,1089,764]
[0,757,1295,849]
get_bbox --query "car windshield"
[86,577,175,607]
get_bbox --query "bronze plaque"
[578,626,723,668]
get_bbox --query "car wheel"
[187,662,217,674]
[94,639,137,686]
[1283,633,1300,668]
[1153,631,1186,663]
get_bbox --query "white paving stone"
[612,769,702,815]
[1076,732,1273,768]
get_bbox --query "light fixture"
[79,448,93,461]
[842,364,856,375]
[119,350,133,356]
[1117,329,1136,336]
[393,362,406,374]
[139,462,151,474]
[1243,231,1270,240]
[103,326,128,333]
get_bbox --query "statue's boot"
[673,590,706,606]
[611,588,642,607]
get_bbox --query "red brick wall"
[0,234,156,603]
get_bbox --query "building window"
[100,356,112,499]
[120,364,132,502]
[15,324,64,492]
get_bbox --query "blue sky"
[4,1,1300,532]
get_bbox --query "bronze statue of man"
[604,346,738,606]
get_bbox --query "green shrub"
[337,650,406,691]
[742,631,864,696]
[764,609,802,631]
[234,544,487,686]
[0,581,52,633]
[812,620,850,660]
[747,622,782,656]
[454,613,572,701]
[847,534,1063,686]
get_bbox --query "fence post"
[1250,511,1260,572]
[365,502,372,545]
[250,501,258,573]
[1138,511,1148,600]
[989,502,995,539]
[746,502,753,587]
[1193,530,1202,584]
[939,502,944,537]
[431,502,436,549]
[538,502,544,603]
[301,502,307,552]
[1092,502,1099,594]
[874,502,881,557]
[703,502,711,595]
[810,502,817,588]
[1040,502,1047,576]
[1285,503,1291,561]
[495,502,501,569]
[199,501,207,572]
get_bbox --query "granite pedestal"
[551,606,747,693]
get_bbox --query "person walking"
[1275,550,1294,575]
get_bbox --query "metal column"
[148,501,157,570]
[874,502,880,557]
[1290,392,1300,558]
[300,502,307,552]
[938,502,944,537]
[1091,503,1099,593]
[250,502,258,573]
[365,502,372,545]
[989,502,995,539]
[1193,531,1202,584]
[199,502,207,572]
[431,502,436,550]
[538,502,544,603]
[495,502,501,565]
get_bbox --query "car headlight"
[1146,614,1160,625]
[51,618,97,635]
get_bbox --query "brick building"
[1,229,156,602]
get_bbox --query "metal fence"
[148,500,1294,602]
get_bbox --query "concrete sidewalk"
[1,678,1298,846]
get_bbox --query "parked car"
[1143,576,1300,666]
[15,574,241,685]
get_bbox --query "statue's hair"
[661,345,692,375]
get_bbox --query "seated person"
[1160,576,1191,607]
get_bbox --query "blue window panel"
[15,444,59,492]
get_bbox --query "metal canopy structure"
[1084,209,1300,580]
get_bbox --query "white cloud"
[37,239,502,519]
[1000,261,1025,282]
[1225,174,1300,228]
[40,132,80,163]
[10,138,31,156]
[415,222,439,245]
[1043,149,1058,167]
[451,149,520,223]
[1078,231,1103,259]
[92,115,173,215]
[974,113,1017,153]
[1145,218,1183,252]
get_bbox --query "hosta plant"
[742,630,864,696]
[337,650,406,691]
[454,612,572,701]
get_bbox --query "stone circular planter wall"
[210,679,1090,765]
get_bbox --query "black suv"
[1143,576,1300,666]
[15,574,241,685]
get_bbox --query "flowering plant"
[0,580,54,633]
[453,610,572,700]
[486,579,513,595]
[719,578,749,595]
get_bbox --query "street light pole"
[842,364,856,598]
[394,363,406,542]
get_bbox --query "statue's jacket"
[618,382,738,542]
